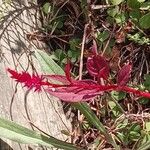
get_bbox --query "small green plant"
[41,2,66,31]
[107,0,150,28]
[127,33,150,45]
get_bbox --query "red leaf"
[46,85,100,102]
[86,55,110,80]
[46,89,90,102]
[45,79,117,102]
[45,79,100,102]
[117,64,132,86]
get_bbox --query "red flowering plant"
[7,53,150,102]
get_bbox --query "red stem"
[117,86,150,99]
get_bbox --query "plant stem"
[79,24,89,80]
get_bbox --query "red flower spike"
[87,54,110,80]
[7,68,31,83]
[7,68,48,91]
[117,64,132,86]
[7,69,21,81]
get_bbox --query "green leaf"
[139,12,150,29]
[138,97,149,104]
[69,38,81,51]
[35,50,64,75]
[129,9,141,21]
[129,131,141,141]
[127,0,141,9]
[138,0,146,2]
[140,2,150,10]
[116,119,128,129]
[110,0,124,5]
[54,49,66,63]
[97,30,110,42]
[67,49,80,59]
[107,6,119,17]
[111,91,126,101]
[137,140,150,150]
[115,13,126,25]
[0,117,80,150]
[127,33,150,45]
[116,132,125,143]
[54,49,63,59]
[144,74,150,90]
[145,122,150,132]
[42,2,51,14]
[108,101,121,117]
[129,124,141,133]
[72,102,120,150]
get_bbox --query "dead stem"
[79,24,89,80]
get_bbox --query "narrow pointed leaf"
[0,117,81,150]
[137,140,150,150]
[46,84,100,102]
[46,89,91,102]
[35,50,64,75]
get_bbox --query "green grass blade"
[72,102,120,150]
[137,141,150,150]
[0,117,81,150]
